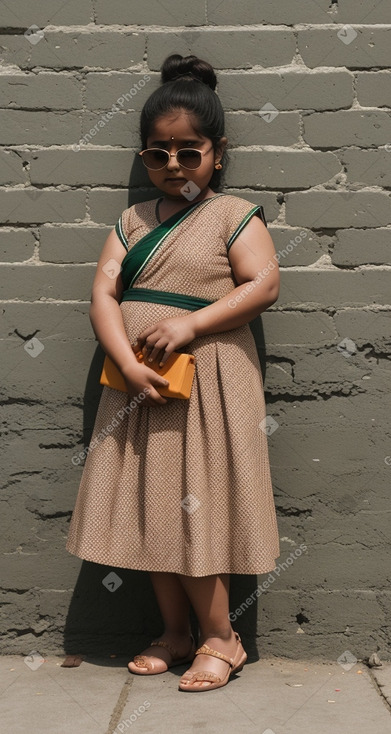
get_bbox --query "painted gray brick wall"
[1,0,390,662]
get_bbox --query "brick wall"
[1,0,390,660]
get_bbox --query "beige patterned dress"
[66,193,280,576]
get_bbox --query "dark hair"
[139,54,227,190]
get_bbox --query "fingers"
[133,331,174,367]
[126,388,167,407]
[125,353,171,406]
[144,384,168,406]
[141,371,170,407]
[144,390,168,407]
[137,332,172,365]
[142,342,168,365]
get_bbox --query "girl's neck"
[156,188,218,224]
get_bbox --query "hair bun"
[161,54,217,91]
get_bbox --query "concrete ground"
[1,653,391,734]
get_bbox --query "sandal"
[128,634,196,675]
[178,631,247,692]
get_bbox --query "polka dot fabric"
[66,195,280,576]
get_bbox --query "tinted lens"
[142,149,169,169]
[177,149,202,169]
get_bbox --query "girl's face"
[144,109,226,201]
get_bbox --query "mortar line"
[3,22,391,31]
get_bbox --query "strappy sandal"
[128,634,196,675]
[178,631,247,692]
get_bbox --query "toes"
[128,662,148,672]
[128,656,158,673]
[179,675,212,687]
[179,679,212,688]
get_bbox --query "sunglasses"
[139,145,214,171]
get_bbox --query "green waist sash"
[121,287,214,311]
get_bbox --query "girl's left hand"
[136,315,196,366]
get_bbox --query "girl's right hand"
[121,363,170,407]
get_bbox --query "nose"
[165,151,180,171]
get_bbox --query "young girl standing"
[66,53,280,692]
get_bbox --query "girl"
[66,53,280,692]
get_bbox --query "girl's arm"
[190,215,280,338]
[90,228,170,405]
[89,228,140,372]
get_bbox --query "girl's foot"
[179,630,245,689]
[128,631,195,675]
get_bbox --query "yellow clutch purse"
[99,344,196,400]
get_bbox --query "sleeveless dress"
[66,193,280,576]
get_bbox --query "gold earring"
[215,162,222,169]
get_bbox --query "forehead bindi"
[148,137,203,147]
[148,116,204,147]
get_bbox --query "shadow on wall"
[62,559,262,662]
[63,160,270,659]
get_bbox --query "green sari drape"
[115,194,267,312]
